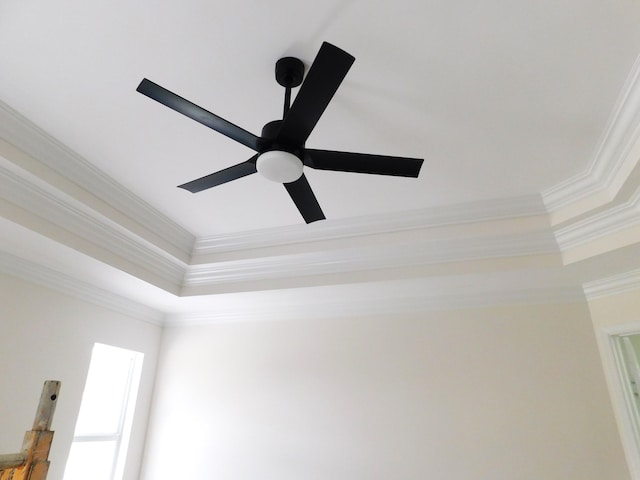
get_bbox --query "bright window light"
[63,343,144,480]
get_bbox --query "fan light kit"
[137,42,423,224]
[256,150,303,183]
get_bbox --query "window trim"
[64,343,144,480]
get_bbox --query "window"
[63,343,144,480]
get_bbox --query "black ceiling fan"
[137,42,423,224]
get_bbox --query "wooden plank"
[0,452,27,469]
[32,381,60,431]
[0,468,13,480]
[7,469,25,480]
[20,431,53,462]
[6,463,28,480]
[0,381,60,480]
[26,462,49,480]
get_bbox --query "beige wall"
[0,273,162,480]
[589,290,640,330]
[141,302,627,480]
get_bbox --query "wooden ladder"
[0,381,60,480]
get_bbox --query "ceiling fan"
[137,42,423,224]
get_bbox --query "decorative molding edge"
[0,159,186,289]
[0,146,557,293]
[165,286,585,326]
[0,252,165,325]
[555,188,640,250]
[185,230,559,287]
[583,268,640,300]
[543,55,640,212]
[0,100,195,259]
[194,195,547,255]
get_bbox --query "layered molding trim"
[3,74,639,304]
[543,55,640,214]
[0,158,186,289]
[185,231,559,287]
[555,188,640,250]
[0,98,555,289]
[0,141,557,294]
[0,251,165,325]
[165,286,585,326]
[0,100,195,259]
[0,247,583,328]
[194,195,547,255]
[0,97,552,264]
[583,268,640,300]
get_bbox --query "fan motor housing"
[261,120,283,140]
[261,119,303,158]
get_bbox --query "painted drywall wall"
[0,273,162,480]
[589,290,640,330]
[140,302,627,480]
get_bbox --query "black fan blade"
[304,149,424,177]
[178,155,258,193]
[137,78,261,151]
[284,174,325,223]
[277,42,355,146]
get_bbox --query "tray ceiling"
[1,0,639,235]
[1,1,640,322]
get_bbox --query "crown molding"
[583,269,640,300]
[0,227,580,328]
[165,285,585,326]
[555,188,640,250]
[0,252,165,325]
[0,143,556,295]
[0,100,195,260]
[0,158,185,291]
[184,230,559,287]
[194,195,547,255]
[543,55,640,213]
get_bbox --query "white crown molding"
[583,269,640,300]
[184,230,558,287]
[0,224,580,328]
[0,252,165,325]
[0,159,186,290]
[0,240,584,328]
[543,55,640,213]
[165,286,585,326]
[194,195,547,255]
[555,188,640,250]
[0,100,195,260]
[0,142,557,295]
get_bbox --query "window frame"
[64,343,144,480]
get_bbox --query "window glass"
[64,441,118,480]
[74,344,135,436]
[63,343,143,480]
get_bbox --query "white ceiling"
[1,0,639,235]
[1,0,640,322]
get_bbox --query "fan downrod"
[276,57,304,118]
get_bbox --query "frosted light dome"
[256,150,304,183]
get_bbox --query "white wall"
[141,302,628,480]
[0,273,162,480]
